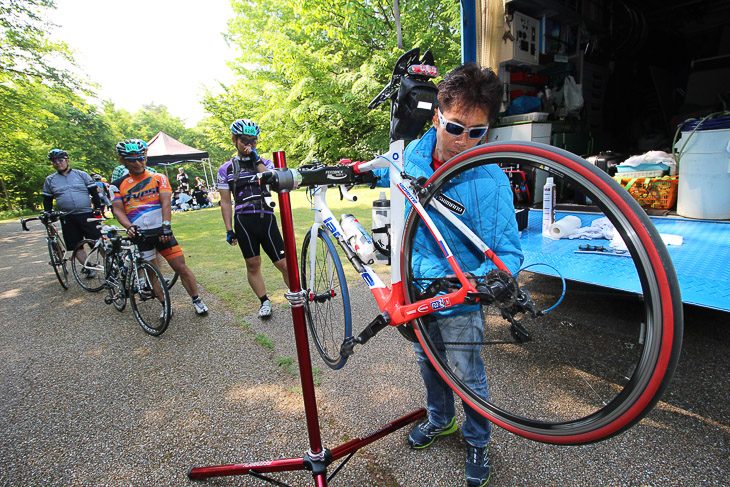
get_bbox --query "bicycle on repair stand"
[20,210,71,290]
[259,48,683,445]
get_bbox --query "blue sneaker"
[465,444,490,487]
[407,417,457,449]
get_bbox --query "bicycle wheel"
[155,255,179,290]
[48,239,69,290]
[401,141,683,445]
[71,239,106,292]
[300,228,352,370]
[105,256,127,312]
[129,260,171,336]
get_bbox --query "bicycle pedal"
[104,296,114,305]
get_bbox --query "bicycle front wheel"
[300,228,352,370]
[105,256,126,311]
[48,239,69,290]
[130,260,171,336]
[71,239,106,292]
[401,141,683,445]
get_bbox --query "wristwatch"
[161,220,171,226]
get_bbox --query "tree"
[203,0,461,166]
[0,0,78,88]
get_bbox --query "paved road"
[1,219,728,486]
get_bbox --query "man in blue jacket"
[378,63,523,487]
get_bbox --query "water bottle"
[371,192,390,256]
[339,214,375,264]
[121,254,130,278]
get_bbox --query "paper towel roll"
[547,215,581,240]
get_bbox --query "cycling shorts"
[60,212,102,250]
[233,213,286,262]
[137,233,184,261]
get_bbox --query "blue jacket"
[376,127,523,317]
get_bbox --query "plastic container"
[371,192,390,256]
[542,177,555,236]
[340,214,375,264]
[675,128,730,219]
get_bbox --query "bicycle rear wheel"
[300,228,352,370]
[48,239,69,290]
[71,239,106,292]
[155,255,179,290]
[130,260,171,336]
[401,141,683,444]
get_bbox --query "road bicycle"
[260,48,683,445]
[72,220,179,293]
[100,225,172,336]
[20,210,70,290]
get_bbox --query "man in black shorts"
[217,118,290,317]
[42,149,102,274]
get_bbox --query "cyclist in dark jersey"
[217,118,290,317]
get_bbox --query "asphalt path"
[1,219,728,486]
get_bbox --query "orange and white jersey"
[110,170,171,229]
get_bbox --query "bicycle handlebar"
[20,211,66,231]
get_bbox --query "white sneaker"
[258,300,272,317]
[193,299,208,315]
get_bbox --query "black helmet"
[47,149,68,160]
[115,139,148,157]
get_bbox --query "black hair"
[437,63,503,124]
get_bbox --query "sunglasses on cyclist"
[437,109,488,139]
[237,135,258,146]
[123,156,146,162]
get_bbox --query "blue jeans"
[413,310,491,447]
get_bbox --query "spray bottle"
[542,177,555,237]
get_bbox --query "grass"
[0,207,45,223]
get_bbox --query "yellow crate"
[614,175,679,210]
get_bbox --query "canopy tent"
[145,131,216,190]
[146,131,209,166]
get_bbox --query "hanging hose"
[516,263,566,313]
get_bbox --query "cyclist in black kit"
[217,118,290,317]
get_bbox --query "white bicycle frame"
[304,139,507,325]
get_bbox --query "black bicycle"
[101,226,172,336]
[20,211,70,290]
[72,223,180,293]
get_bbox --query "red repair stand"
[188,151,426,486]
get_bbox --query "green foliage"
[0,80,116,210]
[204,0,461,165]
[255,333,274,350]
[0,0,80,88]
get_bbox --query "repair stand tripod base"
[187,152,426,486]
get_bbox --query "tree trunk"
[0,175,14,211]
[394,0,403,49]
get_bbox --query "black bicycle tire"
[300,228,352,370]
[130,260,171,336]
[154,255,179,290]
[71,239,106,292]
[400,141,682,444]
[48,239,69,290]
[166,272,179,290]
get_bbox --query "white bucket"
[675,128,730,219]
